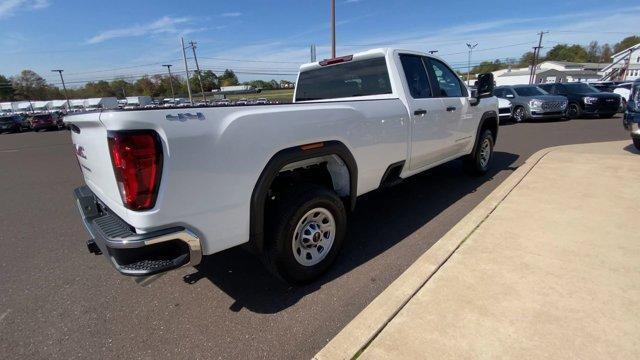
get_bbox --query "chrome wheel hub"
[479,138,491,168]
[292,208,335,267]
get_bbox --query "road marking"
[0,150,19,153]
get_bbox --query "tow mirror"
[476,73,495,99]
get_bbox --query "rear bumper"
[74,186,202,276]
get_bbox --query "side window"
[494,88,505,98]
[399,54,431,98]
[508,89,517,98]
[427,58,465,98]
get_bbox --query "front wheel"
[465,129,494,175]
[633,138,640,151]
[265,184,347,284]
[513,106,526,123]
[567,103,581,119]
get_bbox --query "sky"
[1,0,639,87]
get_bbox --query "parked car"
[538,82,621,119]
[215,99,231,106]
[28,113,60,131]
[67,48,499,284]
[0,114,30,133]
[256,98,269,105]
[613,82,633,110]
[493,85,567,122]
[622,79,640,150]
[497,98,512,123]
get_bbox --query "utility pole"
[529,31,548,84]
[466,43,478,86]
[162,64,176,102]
[121,87,126,98]
[181,37,193,104]
[330,0,336,58]
[189,41,207,104]
[51,69,70,110]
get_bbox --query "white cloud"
[221,12,242,17]
[344,0,363,3]
[86,16,195,44]
[0,0,50,19]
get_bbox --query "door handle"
[414,109,427,116]
[446,106,457,112]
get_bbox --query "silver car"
[494,85,568,122]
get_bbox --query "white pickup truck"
[67,48,498,284]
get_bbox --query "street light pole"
[181,37,193,104]
[162,64,176,102]
[466,43,478,86]
[51,69,70,110]
[331,0,336,58]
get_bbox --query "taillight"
[107,130,163,211]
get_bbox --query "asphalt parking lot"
[0,116,630,359]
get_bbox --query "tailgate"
[65,112,124,215]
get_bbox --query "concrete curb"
[314,146,561,360]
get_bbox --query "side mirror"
[476,73,495,99]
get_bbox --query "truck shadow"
[183,151,519,313]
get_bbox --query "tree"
[219,69,239,87]
[613,36,640,53]
[518,51,537,67]
[471,59,507,75]
[11,70,50,100]
[545,44,589,62]
[586,41,601,62]
[134,76,156,96]
[600,44,613,62]
[0,75,14,101]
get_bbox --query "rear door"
[398,54,449,170]
[425,57,476,155]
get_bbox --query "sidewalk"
[316,141,640,359]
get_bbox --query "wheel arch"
[249,141,358,253]
[472,110,499,153]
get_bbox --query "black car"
[0,114,31,133]
[538,82,621,119]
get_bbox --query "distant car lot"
[0,115,629,359]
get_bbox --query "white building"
[601,44,640,81]
[84,97,118,111]
[32,101,52,112]
[493,61,606,86]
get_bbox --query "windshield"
[514,86,548,96]
[563,83,600,94]
[296,57,392,101]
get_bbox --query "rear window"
[295,57,392,101]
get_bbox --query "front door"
[398,54,449,170]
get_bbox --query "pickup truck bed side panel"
[69,99,409,255]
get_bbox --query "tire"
[512,106,526,123]
[634,138,640,152]
[265,184,347,284]
[567,102,581,119]
[464,129,494,175]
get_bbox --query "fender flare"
[249,141,358,253]
[472,110,499,154]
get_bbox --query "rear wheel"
[465,129,494,175]
[265,184,347,284]
[513,106,526,123]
